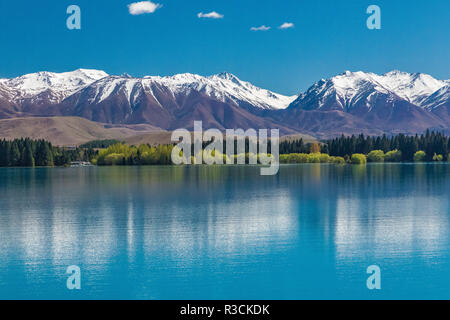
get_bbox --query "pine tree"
[0,140,8,167]
[35,141,54,166]
[10,142,21,166]
[23,143,35,167]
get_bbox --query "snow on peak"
[3,69,108,101]
[422,84,450,110]
[214,72,241,82]
[11,69,296,110]
[291,70,449,112]
[300,70,447,109]
[374,71,446,105]
[141,72,296,109]
[323,71,389,106]
[72,69,109,80]
[331,71,382,90]
[206,72,296,109]
[83,76,142,105]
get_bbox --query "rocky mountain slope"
[285,71,449,137]
[0,69,448,138]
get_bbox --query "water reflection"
[335,196,449,260]
[0,164,449,299]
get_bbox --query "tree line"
[80,139,122,149]
[280,130,449,162]
[1,131,449,168]
[95,143,173,165]
[0,138,96,167]
[326,130,449,162]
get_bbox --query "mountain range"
[0,69,448,141]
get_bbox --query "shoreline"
[1,162,449,169]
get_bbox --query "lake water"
[0,164,449,300]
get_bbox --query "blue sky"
[0,0,449,94]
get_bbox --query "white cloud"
[279,22,294,29]
[197,11,224,19]
[250,25,271,31]
[128,1,162,15]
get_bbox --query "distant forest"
[0,138,95,167]
[280,130,449,162]
[79,139,122,149]
[0,131,449,167]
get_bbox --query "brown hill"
[0,117,163,146]
[124,131,317,147]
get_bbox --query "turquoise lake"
[0,164,449,300]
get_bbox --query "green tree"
[414,151,426,162]
[433,153,443,162]
[0,140,10,166]
[22,143,35,167]
[35,141,54,166]
[384,150,402,162]
[10,142,21,166]
[367,150,384,163]
[351,153,367,165]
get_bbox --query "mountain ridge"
[0,69,449,138]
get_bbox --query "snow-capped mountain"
[70,72,295,110]
[422,84,450,110]
[374,71,447,106]
[0,69,298,131]
[289,70,448,111]
[0,69,448,137]
[285,70,449,137]
[0,69,295,111]
[0,69,108,103]
[57,72,296,130]
[145,72,296,110]
[420,84,450,124]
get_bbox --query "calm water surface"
[0,164,449,299]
